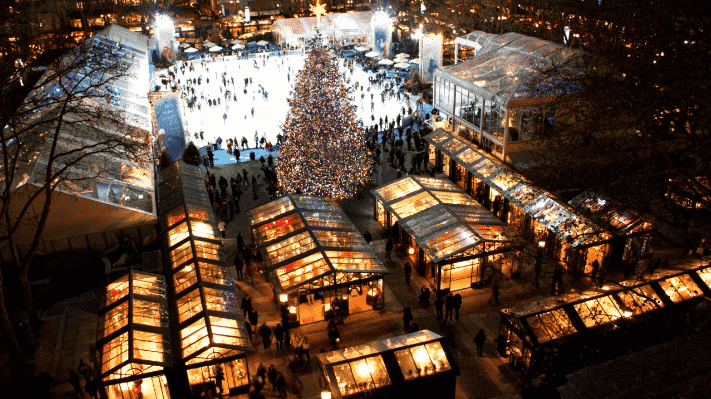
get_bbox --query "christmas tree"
[277,31,372,200]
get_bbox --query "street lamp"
[279,294,288,303]
[321,391,332,399]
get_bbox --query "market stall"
[249,195,388,325]
[97,271,172,399]
[158,163,252,396]
[497,258,711,378]
[371,176,524,292]
[317,330,458,399]
[426,128,613,274]
[568,191,655,264]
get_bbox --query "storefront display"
[318,330,458,399]
[249,195,388,325]
[497,259,711,379]
[158,163,253,395]
[426,128,616,274]
[97,271,172,399]
[372,176,524,292]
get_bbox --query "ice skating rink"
[176,52,412,151]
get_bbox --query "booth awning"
[568,191,654,237]
[159,163,252,366]
[425,129,612,248]
[501,258,711,347]
[249,195,388,292]
[371,176,524,263]
[317,330,457,399]
[97,271,172,383]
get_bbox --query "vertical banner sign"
[419,34,443,83]
[245,7,251,22]
[371,13,392,58]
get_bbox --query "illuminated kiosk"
[272,12,374,48]
[158,163,252,396]
[97,271,172,399]
[567,191,655,264]
[371,176,524,292]
[497,258,711,378]
[249,195,388,325]
[317,330,458,399]
[425,128,617,275]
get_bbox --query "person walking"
[385,238,393,261]
[590,259,600,287]
[474,329,486,356]
[234,253,244,280]
[258,323,272,350]
[274,371,287,399]
[434,295,444,320]
[267,364,278,394]
[248,308,259,328]
[444,292,455,321]
[453,293,462,321]
[69,370,83,397]
[215,365,225,395]
[552,266,563,296]
[327,320,341,350]
[404,261,412,285]
[218,219,226,238]
[403,305,413,332]
[490,280,501,306]
[241,294,253,314]
[363,230,372,244]
[274,323,284,351]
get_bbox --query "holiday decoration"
[277,31,372,200]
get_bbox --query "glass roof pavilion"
[372,176,524,263]
[250,195,389,293]
[159,162,252,366]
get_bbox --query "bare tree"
[0,31,152,367]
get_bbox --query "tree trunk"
[0,275,23,366]
[18,269,40,328]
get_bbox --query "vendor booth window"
[394,341,450,380]
[187,359,249,396]
[332,356,391,396]
[428,144,436,166]
[573,296,623,328]
[376,200,386,226]
[658,274,702,303]
[106,376,170,399]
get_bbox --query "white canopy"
[178,42,190,48]
[209,46,223,52]
[355,45,370,52]
[231,39,242,44]
[409,58,420,64]
[378,59,394,66]
[203,41,216,48]
[395,63,411,69]
[256,40,270,46]
[365,51,380,58]
[184,47,198,53]
[396,52,410,58]
[232,43,245,50]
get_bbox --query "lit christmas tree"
[277,31,372,200]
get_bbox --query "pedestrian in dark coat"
[241,294,253,314]
[274,323,284,351]
[435,295,444,320]
[453,293,462,321]
[275,372,287,398]
[258,323,272,349]
[491,280,501,305]
[444,293,455,320]
[234,253,244,280]
[385,238,393,261]
[363,230,373,243]
[267,364,278,393]
[474,329,486,356]
[248,308,259,327]
[69,370,83,396]
[590,259,600,286]
[403,305,413,331]
[404,261,412,285]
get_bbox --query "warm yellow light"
[357,362,371,377]
[408,247,415,255]
[321,391,332,399]
[412,347,429,364]
[280,294,288,303]
[538,241,546,248]
[310,1,327,28]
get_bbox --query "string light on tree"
[277,30,372,201]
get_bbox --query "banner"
[419,34,443,83]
